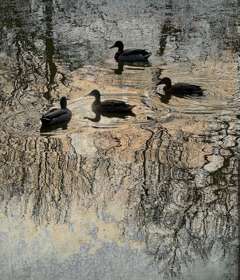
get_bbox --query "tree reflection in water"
[0,121,238,278]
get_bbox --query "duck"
[156,77,204,103]
[109,41,152,63]
[85,89,136,122]
[40,96,72,127]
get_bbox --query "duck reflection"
[40,122,70,133]
[113,61,151,75]
[84,89,136,122]
[156,77,204,104]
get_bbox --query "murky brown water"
[0,1,239,279]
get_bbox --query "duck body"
[110,41,151,63]
[114,49,151,63]
[41,96,72,127]
[86,90,135,122]
[93,99,135,114]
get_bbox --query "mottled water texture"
[0,0,239,279]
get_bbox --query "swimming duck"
[157,77,204,96]
[40,96,72,127]
[156,77,204,103]
[85,89,136,122]
[109,41,151,63]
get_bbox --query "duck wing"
[122,49,151,58]
[101,100,135,112]
[172,83,203,95]
[41,109,72,125]
[42,108,65,120]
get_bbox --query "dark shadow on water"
[84,110,136,122]
[113,61,151,75]
[158,21,182,57]
[157,0,182,57]
[40,121,70,133]
[156,91,205,104]
[44,0,57,101]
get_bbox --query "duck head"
[157,77,172,89]
[88,89,101,101]
[109,41,124,51]
[60,96,69,109]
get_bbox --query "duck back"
[116,49,151,62]
[170,83,203,96]
[41,108,72,126]
[100,100,135,112]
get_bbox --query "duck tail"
[40,117,51,126]
[129,111,136,117]
[145,52,152,59]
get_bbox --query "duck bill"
[86,92,93,97]
[109,45,115,49]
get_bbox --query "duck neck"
[60,100,67,109]
[118,45,124,52]
[165,80,172,90]
[114,52,121,61]
[94,94,101,104]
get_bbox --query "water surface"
[0,0,239,279]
